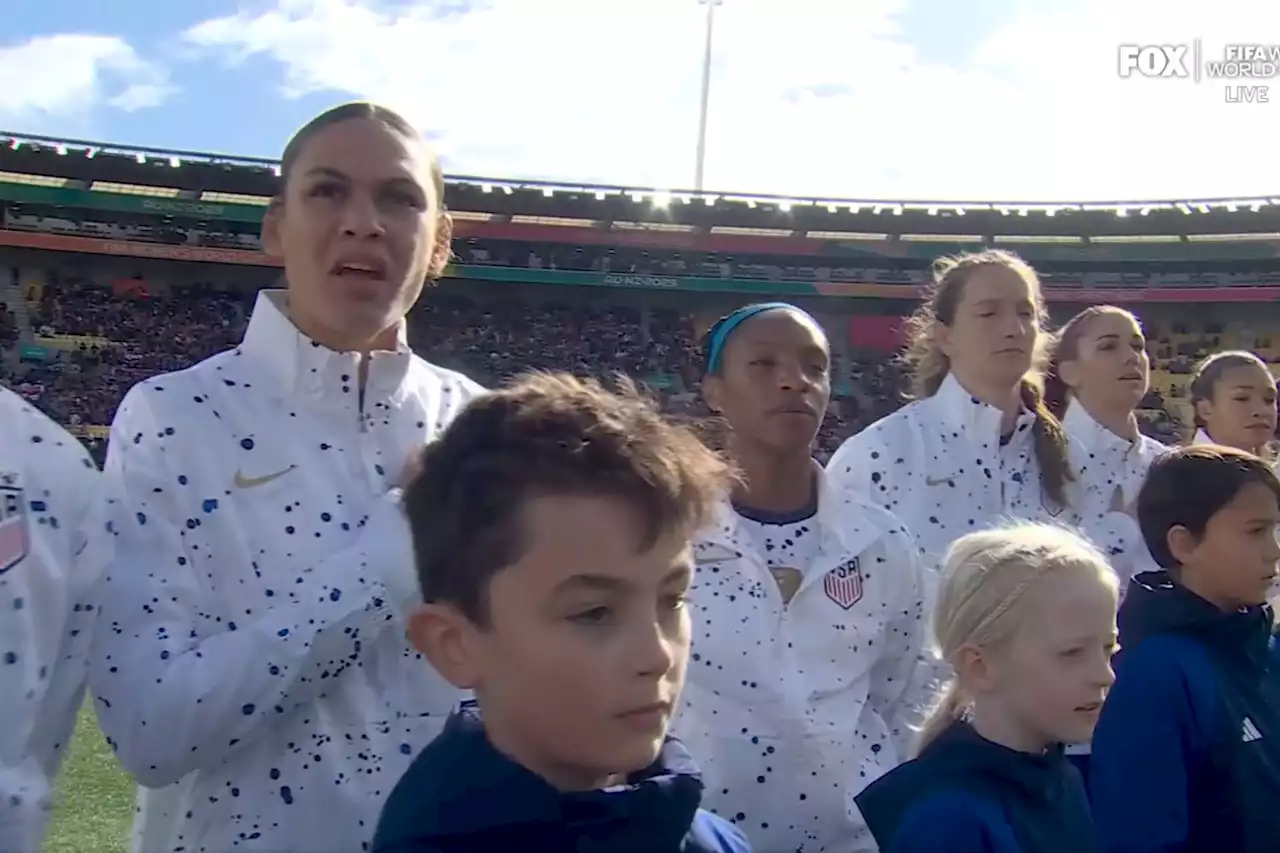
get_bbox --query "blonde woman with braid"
[853,523,1117,853]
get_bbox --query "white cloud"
[0,34,174,126]
[183,0,1280,201]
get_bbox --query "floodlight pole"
[694,0,723,192]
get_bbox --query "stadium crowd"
[2,198,1276,458]
[3,251,1236,470]
[4,268,904,463]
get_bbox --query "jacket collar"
[238,289,414,404]
[1062,403,1139,457]
[697,462,887,569]
[405,709,704,844]
[930,373,1036,450]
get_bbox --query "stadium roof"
[3,131,1280,243]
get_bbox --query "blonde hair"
[915,522,1118,756]
[899,250,1073,507]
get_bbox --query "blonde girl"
[854,523,1117,853]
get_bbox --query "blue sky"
[0,0,1275,201]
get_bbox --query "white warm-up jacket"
[675,470,927,853]
[826,374,1068,578]
[1061,403,1168,590]
[86,290,483,853]
[0,388,100,853]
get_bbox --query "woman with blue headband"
[672,302,928,853]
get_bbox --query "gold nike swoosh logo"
[234,465,298,489]
[924,475,955,486]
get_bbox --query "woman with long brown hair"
[828,250,1075,577]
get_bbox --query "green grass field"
[42,705,133,853]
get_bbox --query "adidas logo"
[1243,717,1263,743]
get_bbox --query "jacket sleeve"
[0,414,100,774]
[866,525,929,756]
[87,388,424,788]
[1088,640,1210,853]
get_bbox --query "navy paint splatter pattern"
[738,515,820,581]
[673,472,927,853]
[827,373,1075,582]
[85,292,484,853]
[0,386,100,853]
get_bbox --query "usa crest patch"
[0,473,29,574]
[823,558,863,610]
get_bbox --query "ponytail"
[1042,359,1070,420]
[1022,379,1073,509]
[914,680,966,757]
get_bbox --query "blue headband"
[704,302,812,373]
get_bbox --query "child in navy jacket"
[856,522,1117,853]
[372,372,749,853]
[1090,445,1280,853]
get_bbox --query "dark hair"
[402,371,735,626]
[1044,305,1140,418]
[1137,444,1280,569]
[1188,350,1271,431]
[899,249,1073,508]
[275,101,445,208]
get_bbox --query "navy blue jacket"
[854,720,1097,853]
[1089,571,1280,853]
[372,709,750,853]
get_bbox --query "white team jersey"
[1061,403,1168,588]
[0,387,100,853]
[675,468,927,853]
[85,291,484,853]
[826,373,1063,580]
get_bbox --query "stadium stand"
[2,133,1280,465]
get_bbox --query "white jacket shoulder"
[826,402,923,493]
[0,388,97,485]
[408,356,486,399]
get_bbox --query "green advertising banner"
[0,182,266,223]
[457,265,824,296]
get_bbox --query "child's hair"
[915,522,1116,755]
[402,371,735,626]
[1043,305,1141,419]
[1136,444,1280,571]
[899,250,1073,507]
[1188,350,1272,431]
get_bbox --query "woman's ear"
[1057,358,1082,392]
[701,375,723,414]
